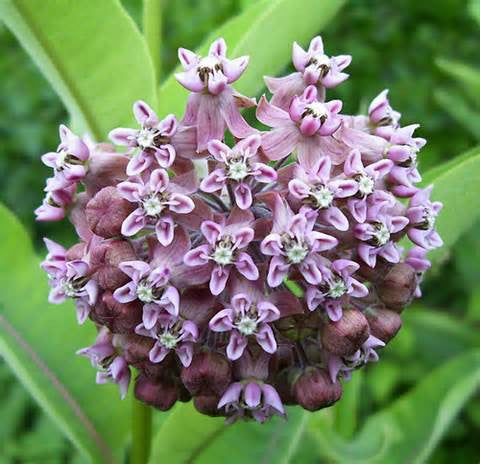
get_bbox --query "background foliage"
[0,0,479,462]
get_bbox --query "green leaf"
[0,204,130,463]
[0,0,157,140]
[149,402,316,464]
[421,147,480,265]
[309,350,480,463]
[332,370,363,438]
[143,0,163,81]
[157,0,345,116]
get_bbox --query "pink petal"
[235,252,259,280]
[184,244,211,266]
[261,126,299,161]
[234,183,252,209]
[220,91,256,138]
[127,151,153,176]
[154,144,176,168]
[256,95,290,128]
[223,56,249,83]
[149,343,169,364]
[175,69,204,92]
[267,256,290,287]
[133,100,158,126]
[322,206,349,231]
[210,265,230,295]
[252,163,277,183]
[262,384,284,414]
[121,209,146,236]
[178,47,198,69]
[209,308,234,332]
[197,94,225,152]
[256,324,277,353]
[109,128,138,146]
[169,193,195,214]
[244,381,262,408]
[155,216,175,246]
[226,331,248,361]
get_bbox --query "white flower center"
[136,128,156,149]
[158,332,178,349]
[311,53,331,69]
[311,185,334,209]
[56,150,69,169]
[236,316,258,336]
[62,280,76,298]
[423,208,436,229]
[137,282,155,303]
[212,244,234,266]
[328,278,348,298]
[373,223,391,246]
[285,242,309,264]
[199,56,221,71]
[305,101,328,120]
[142,195,164,217]
[357,175,375,196]
[228,160,249,181]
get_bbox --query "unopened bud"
[113,333,153,367]
[193,395,223,417]
[181,351,231,396]
[321,309,369,356]
[90,239,136,290]
[84,150,129,196]
[365,308,402,343]
[134,374,178,411]
[66,242,86,261]
[86,187,134,238]
[376,263,416,311]
[293,368,342,411]
[92,292,142,333]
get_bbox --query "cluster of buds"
[39,37,442,422]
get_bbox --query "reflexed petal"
[226,331,248,361]
[149,343,170,363]
[133,100,158,126]
[113,281,138,303]
[210,264,230,295]
[244,381,262,408]
[197,94,225,152]
[200,169,227,192]
[176,343,194,367]
[262,384,285,414]
[218,382,243,408]
[256,95,290,128]
[252,163,277,183]
[256,325,277,353]
[234,183,252,209]
[175,68,204,92]
[155,216,175,246]
[322,206,349,231]
[184,244,211,266]
[223,56,249,83]
[127,151,153,176]
[220,91,256,138]
[267,256,290,287]
[235,252,259,280]
[169,193,195,214]
[201,220,223,244]
[121,209,146,236]
[154,144,176,168]
[209,308,235,332]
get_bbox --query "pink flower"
[368,89,401,139]
[35,177,77,222]
[200,134,277,209]
[354,212,409,267]
[41,124,90,184]
[406,186,443,250]
[306,259,368,321]
[260,193,338,287]
[289,155,358,231]
[109,100,196,175]
[405,246,431,298]
[257,86,344,168]
[184,208,259,295]
[135,313,198,367]
[176,38,256,152]
[218,380,285,423]
[265,36,351,110]
[117,168,195,245]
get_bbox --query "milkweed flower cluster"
[38,37,442,422]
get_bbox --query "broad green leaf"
[0,204,130,463]
[149,402,316,464]
[157,0,345,116]
[143,0,163,81]
[436,58,480,107]
[309,350,480,463]
[332,370,363,438]
[421,148,480,265]
[469,0,480,26]
[0,0,157,140]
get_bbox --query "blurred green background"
[1,0,479,462]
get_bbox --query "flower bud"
[272,369,298,406]
[113,333,153,367]
[365,308,402,343]
[293,368,342,411]
[193,395,223,417]
[86,187,134,238]
[375,263,416,311]
[84,149,129,196]
[66,242,86,261]
[181,351,231,396]
[321,309,369,356]
[134,374,178,411]
[92,291,142,333]
[90,239,136,290]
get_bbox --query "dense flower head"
[38,36,442,422]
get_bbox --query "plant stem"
[131,397,152,464]
[143,0,163,82]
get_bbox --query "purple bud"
[193,395,224,417]
[321,309,370,356]
[181,351,231,396]
[92,291,142,333]
[365,308,402,343]
[84,149,129,196]
[86,187,135,238]
[375,263,416,311]
[134,374,178,410]
[293,368,342,411]
[66,242,86,261]
[90,239,136,290]
[113,333,153,368]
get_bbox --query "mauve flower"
[77,328,131,399]
[117,168,195,245]
[218,380,285,423]
[209,289,280,360]
[405,246,431,298]
[289,155,358,231]
[368,89,401,139]
[135,313,198,367]
[343,149,394,223]
[387,125,427,197]
[41,238,67,278]
[265,36,351,110]
[354,211,409,267]
[306,259,368,321]
[109,100,196,175]
[41,124,89,184]
[406,186,443,250]
[184,208,259,295]
[257,86,344,168]
[176,38,256,151]
[327,335,385,382]
[260,194,338,287]
[35,177,77,222]
[200,134,277,209]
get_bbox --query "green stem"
[143,0,163,82]
[131,397,152,464]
